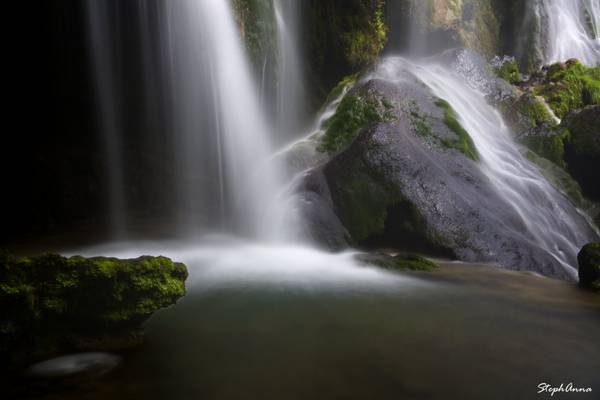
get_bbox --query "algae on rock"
[0,252,188,366]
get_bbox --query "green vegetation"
[319,89,396,154]
[563,105,600,159]
[231,0,276,68]
[435,98,479,161]
[1,252,188,363]
[323,73,359,107]
[409,101,434,138]
[536,60,600,118]
[578,242,600,292]
[331,165,405,242]
[524,149,588,209]
[342,5,387,67]
[357,252,439,272]
[494,58,521,84]
[520,129,570,168]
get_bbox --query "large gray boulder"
[298,57,596,280]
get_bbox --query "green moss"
[388,253,439,271]
[434,98,479,161]
[1,253,188,363]
[341,3,388,67]
[319,89,396,154]
[337,172,401,242]
[323,73,359,107]
[563,107,600,158]
[536,61,600,118]
[231,0,276,68]
[357,252,439,272]
[520,129,570,168]
[495,59,521,84]
[516,95,556,128]
[524,149,587,208]
[409,102,434,138]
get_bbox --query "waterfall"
[86,0,288,241]
[85,0,128,237]
[274,0,306,142]
[541,0,600,65]
[375,57,595,276]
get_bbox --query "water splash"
[541,0,600,65]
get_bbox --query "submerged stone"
[27,352,121,378]
[355,252,439,272]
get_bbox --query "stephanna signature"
[538,383,593,396]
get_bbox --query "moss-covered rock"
[577,242,600,292]
[520,128,569,169]
[322,73,359,107]
[499,62,599,202]
[563,105,600,200]
[0,252,188,366]
[501,91,558,135]
[492,56,521,84]
[524,149,589,210]
[319,86,396,154]
[535,60,600,119]
[231,0,276,69]
[434,98,479,161]
[355,252,439,272]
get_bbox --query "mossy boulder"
[523,150,588,210]
[492,56,521,85]
[319,84,396,154]
[578,243,600,292]
[520,128,569,169]
[300,55,596,281]
[535,60,600,119]
[0,252,188,366]
[355,252,439,272]
[500,92,558,136]
[434,98,479,161]
[563,105,600,200]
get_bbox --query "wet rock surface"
[0,252,188,369]
[299,53,597,280]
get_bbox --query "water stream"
[541,0,600,65]
[16,1,600,398]
[375,57,595,277]
[19,238,600,400]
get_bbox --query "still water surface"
[14,238,600,400]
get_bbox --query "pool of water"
[9,237,600,400]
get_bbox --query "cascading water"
[274,0,306,142]
[541,0,600,65]
[86,0,128,236]
[86,0,288,240]
[374,56,595,276]
[168,0,287,240]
